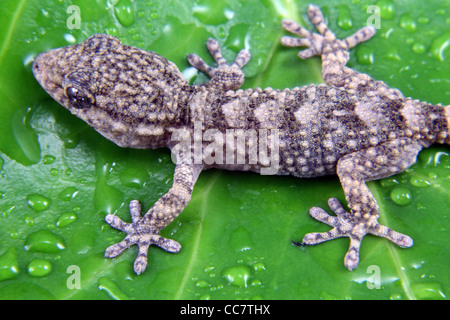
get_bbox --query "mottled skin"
[32,5,449,274]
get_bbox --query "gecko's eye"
[65,86,94,109]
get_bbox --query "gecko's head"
[33,34,188,148]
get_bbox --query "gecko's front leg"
[105,163,202,275]
[187,38,250,90]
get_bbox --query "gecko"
[32,5,449,275]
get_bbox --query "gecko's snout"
[32,49,69,109]
[32,52,50,86]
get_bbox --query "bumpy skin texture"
[32,5,449,274]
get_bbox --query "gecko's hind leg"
[303,198,413,271]
[299,138,421,271]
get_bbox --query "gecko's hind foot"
[303,198,413,271]
[104,200,181,275]
[281,4,375,59]
[187,38,250,90]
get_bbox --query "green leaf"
[0,0,449,300]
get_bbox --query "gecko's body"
[33,5,449,274]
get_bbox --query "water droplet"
[56,212,78,227]
[26,194,51,212]
[222,265,252,288]
[27,259,52,277]
[11,107,40,165]
[63,33,77,44]
[319,291,339,299]
[384,47,401,61]
[119,167,148,189]
[203,264,214,272]
[337,5,353,30]
[229,226,253,252]
[419,149,450,168]
[225,23,251,52]
[411,282,446,299]
[24,230,65,253]
[2,205,14,219]
[150,11,159,20]
[23,54,35,71]
[409,174,432,188]
[25,216,34,225]
[192,1,230,25]
[217,25,227,39]
[399,14,416,32]
[42,155,55,164]
[252,262,266,272]
[58,186,79,201]
[390,187,412,206]
[9,230,19,239]
[435,8,446,16]
[356,46,374,65]
[418,17,430,24]
[114,0,135,27]
[250,279,263,287]
[416,201,427,211]
[389,293,403,300]
[429,32,450,61]
[98,277,130,300]
[49,168,58,176]
[412,42,426,54]
[105,27,119,36]
[94,183,124,214]
[0,247,20,282]
[195,280,211,288]
[137,9,145,18]
[376,0,395,20]
[62,133,79,149]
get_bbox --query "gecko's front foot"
[187,38,250,90]
[301,198,413,271]
[281,4,375,59]
[104,200,181,275]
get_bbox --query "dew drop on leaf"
[222,265,252,288]
[0,247,20,282]
[26,194,51,212]
[24,230,66,253]
[27,258,52,277]
[390,187,412,206]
